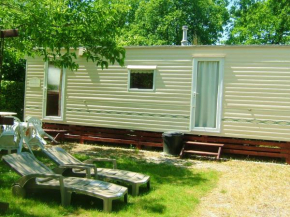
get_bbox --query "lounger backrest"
[43,147,83,166]
[2,152,54,176]
[25,116,56,144]
[26,116,45,136]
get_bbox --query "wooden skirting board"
[43,123,163,149]
[42,123,290,164]
[184,135,290,164]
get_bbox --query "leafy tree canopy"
[118,0,230,46]
[0,0,129,70]
[2,49,25,82]
[227,0,290,44]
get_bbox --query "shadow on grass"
[2,190,128,216]
[0,151,128,215]
[0,148,216,216]
[139,198,166,214]
[34,147,210,188]
[3,192,61,217]
[114,156,208,187]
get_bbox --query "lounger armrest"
[18,173,64,189]
[83,158,117,169]
[59,164,97,179]
[19,173,71,207]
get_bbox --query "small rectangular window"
[127,65,156,91]
[130,70,154,89]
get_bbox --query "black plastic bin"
[162,131,184,155]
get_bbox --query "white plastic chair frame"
[0,116,23,154]
[26,116,57,143]
[23,117,57,156]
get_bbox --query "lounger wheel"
[12,184,26,198]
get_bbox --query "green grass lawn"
[0,149,219,217]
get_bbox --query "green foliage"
[227,0,290,44]
[0,0,129,70]
[118,0,229,45]
[0,48,25,120]
[0,80,24,120]
[2,49,26,82]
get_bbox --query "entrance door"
[43,63,65,119]
[190,59,224,132]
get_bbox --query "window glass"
[130,70,154,89]
[47,65,61,91]
[46,64,63,117]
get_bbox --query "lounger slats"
[3,153,53,176]
[39,177,126,198]
[91,168,149,184]
[43,147,150,196]
[2,153,128,212]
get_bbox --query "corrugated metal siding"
[24,58,45,118]
[220,47,290,141]
[24,46,290,142]
[64,49,192,132]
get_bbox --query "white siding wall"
[220,47,290,141]
[24,57,45,118]
[24,46,290,142]
[65,48,192,132]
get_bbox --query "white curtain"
[195,61,219,128]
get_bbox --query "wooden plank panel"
[223,149,287,158]
[184,135,290,148]
[221,132,290,142]
[224,144,285,153]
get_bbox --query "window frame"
[42,62,66,121]
[127,65,157,92]
[189,57,224,133]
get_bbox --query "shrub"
[0,80,25,121]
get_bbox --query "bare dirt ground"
[58,143,290,217]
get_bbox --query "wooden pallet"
[180,141,224,160]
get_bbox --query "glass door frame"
[189,57,224,133]
[42,62,66,121]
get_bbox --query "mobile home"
[24,45,290,162]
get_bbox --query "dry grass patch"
[194,160,290,217]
